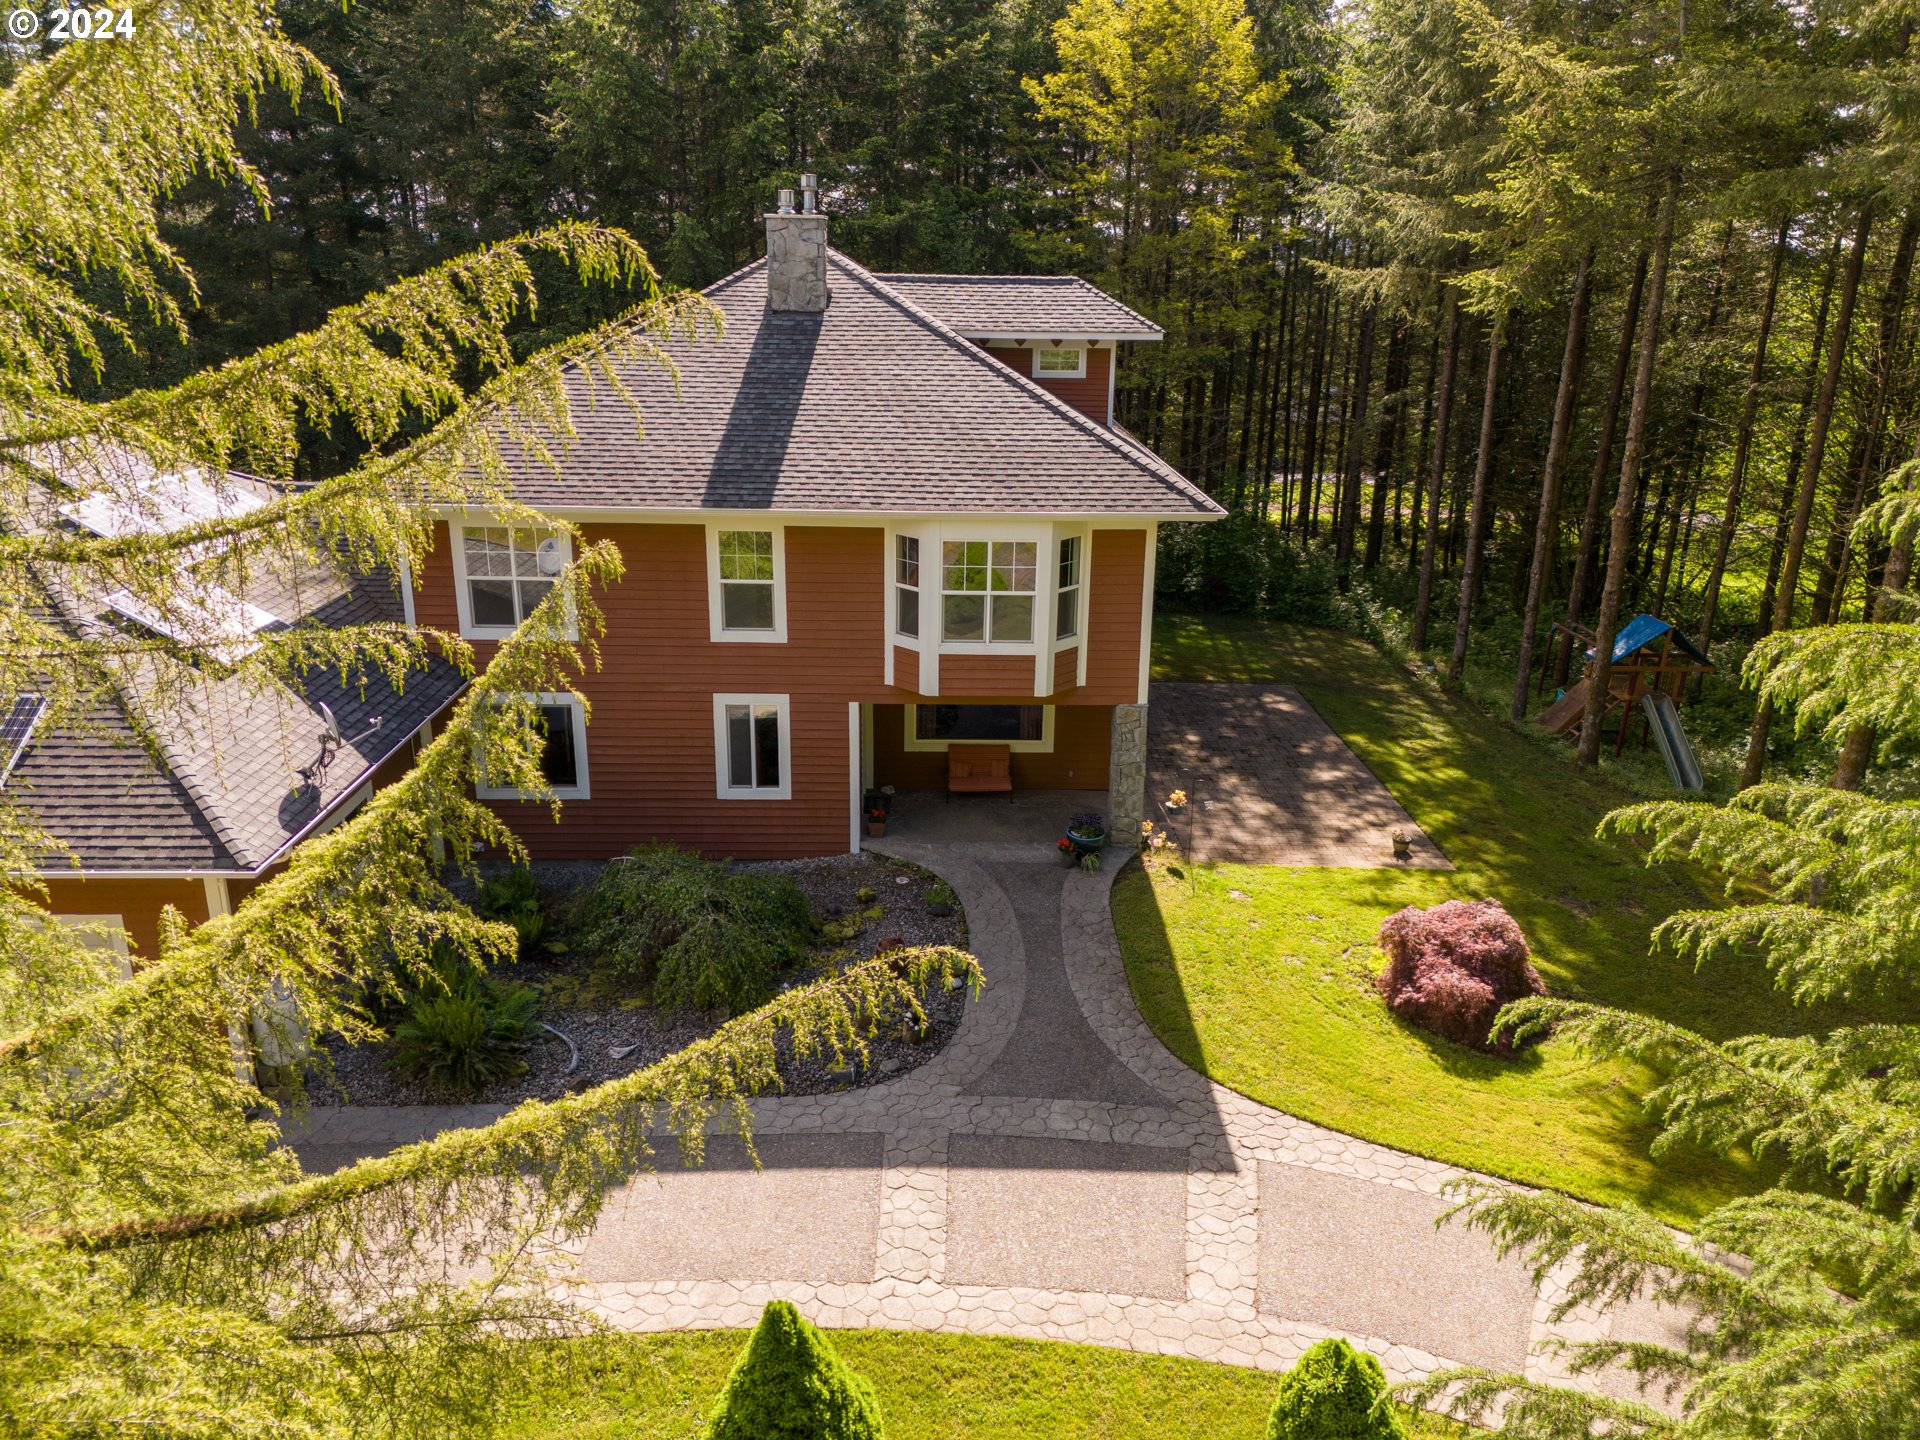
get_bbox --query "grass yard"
[508,1330,1463,1438]
[1117,614,1853,1225]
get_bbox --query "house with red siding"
[14,185,1219,955]
[422,184,1221,860]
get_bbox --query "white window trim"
[893,532,923,643]
[707,522,788,644]
[449,521,576,641]
[937,534,1044,653]
[713,692,794,801]
[903,703,1055,754]
[476,692,590,801]
[1032,345,1087,381]
[1054,532,1085,642]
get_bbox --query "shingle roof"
[14,468,467,873]
[488,251,1220,518]
[872,273,1164,339]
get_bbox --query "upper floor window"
[1056,536,1082,640]
[942,540,1035,644]
[1033,346,1086,380]
[895,535,920,639]
[708,526,787,642]
[454,525,569,639]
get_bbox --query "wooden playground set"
[1533,612,1713,789]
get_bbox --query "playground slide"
[1642,690,1705,792]
[1535,679,1591,736]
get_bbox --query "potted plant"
[1064,809,1107,857]
[866,807,888,839]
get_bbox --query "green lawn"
[1118,614,1848,1225]
[508,1331,1462,1438]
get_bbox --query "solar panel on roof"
[58,469,269,540]
[102,586,280,663]
[0,694,47,786]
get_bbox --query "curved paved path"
[295,839,1665,1392]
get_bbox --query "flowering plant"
[1067,810,1106,839]
[1166,789,1188,809]
[866,808,888,824]
[1056,837,1074,854]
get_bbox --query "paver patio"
[292,768,1660,1398]
[1148,682,1451,868]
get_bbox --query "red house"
[416,187,1221,860]
[17,187,1219,956]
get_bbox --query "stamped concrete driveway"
[1149,683,1450,869]
[294,807,1654,1397]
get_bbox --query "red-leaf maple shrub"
[1374,899,1546,1054]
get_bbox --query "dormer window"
[1033,346,1086,380]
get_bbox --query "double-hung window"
[457,526,568,638]
[1056,536,1082,641]
[942,540,1036,644]
[895,535,920,638]
[714,694,791,800]
[711,528,785,640]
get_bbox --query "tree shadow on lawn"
[1114,855,1760,1222]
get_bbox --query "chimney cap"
[776,188,796,215]
[800,172,818,191]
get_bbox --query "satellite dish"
[536,537,566,577]
[316,701,343,746]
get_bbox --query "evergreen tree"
[1265,1337,1406,1440]
[705,1300,886,1440]
[0,9,980,1434]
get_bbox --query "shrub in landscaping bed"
[705,1299,884,1440]
[575,843,812,1015]
[1264,1337,1405,1439]
[388,958,539,1097]
[478,864,545,955]
[1374,898,1545,1055]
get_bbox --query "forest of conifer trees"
[64,0,1915,788]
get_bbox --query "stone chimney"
[765,174,828,313]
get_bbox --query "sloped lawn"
[1116,614,1851,1225]
[509,1331,1463,1438]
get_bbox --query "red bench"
[947,743,1012,797]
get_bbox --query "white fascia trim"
[903,703,1055,754]
[713,693,794,801]
[959,332,1163,344]
[448,518,576,641]
[435,505,1217,525]
[476,692,590,802]
[706,521,788,644]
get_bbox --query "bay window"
[1056,535,1082,640]
[942,539,1036,644]
[895,534,920,638]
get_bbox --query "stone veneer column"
[763,212,829,312]
[1107,703,1147,844]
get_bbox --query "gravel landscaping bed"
[311,851,970,1107]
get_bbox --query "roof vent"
[765,175,828,314]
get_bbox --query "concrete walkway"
[294,836,1666,1394]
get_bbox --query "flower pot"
[867,822,886,838]
[1065,826,1107,857]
